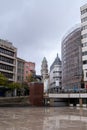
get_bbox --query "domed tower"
[41,57,48,81]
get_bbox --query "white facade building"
[81,4,87,87]
[44,78,49,93]
[49,54,62,93]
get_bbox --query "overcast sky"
[0,0,87,74]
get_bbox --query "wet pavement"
[0,107,87,130]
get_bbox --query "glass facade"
[17,58,24,83]
[62,27,82,89]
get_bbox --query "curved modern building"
[62,26,82,90]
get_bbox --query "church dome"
[50,54,61,71]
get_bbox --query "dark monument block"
[29,82,44,106]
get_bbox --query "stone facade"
[41,57,49,81]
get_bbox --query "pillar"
[79,98,83,107]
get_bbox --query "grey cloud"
[0,0,86,73]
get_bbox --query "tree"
[26,73,37,83]
[8,82,21,96]
[21,82,29,96]
[0,73,8,86]
[8,82,21,90]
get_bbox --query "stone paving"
[0,107,87,130]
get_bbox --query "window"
[0,55,14,64]
[82,42,87,47]
[83,60,87,64]
[81,8,87,15]
[82,51,87,56]
[53,71,61,73]
[0,47,14,56]
[0,63,13,71]
[81,33,87,39]
[26,66,28,68]
[81,17,87,23]
[82,25,87,31]
[1,72,13,79]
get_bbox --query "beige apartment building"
[0,39,17,82]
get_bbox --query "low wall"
[0,96,30,107]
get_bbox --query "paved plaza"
[0,107,87,130]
